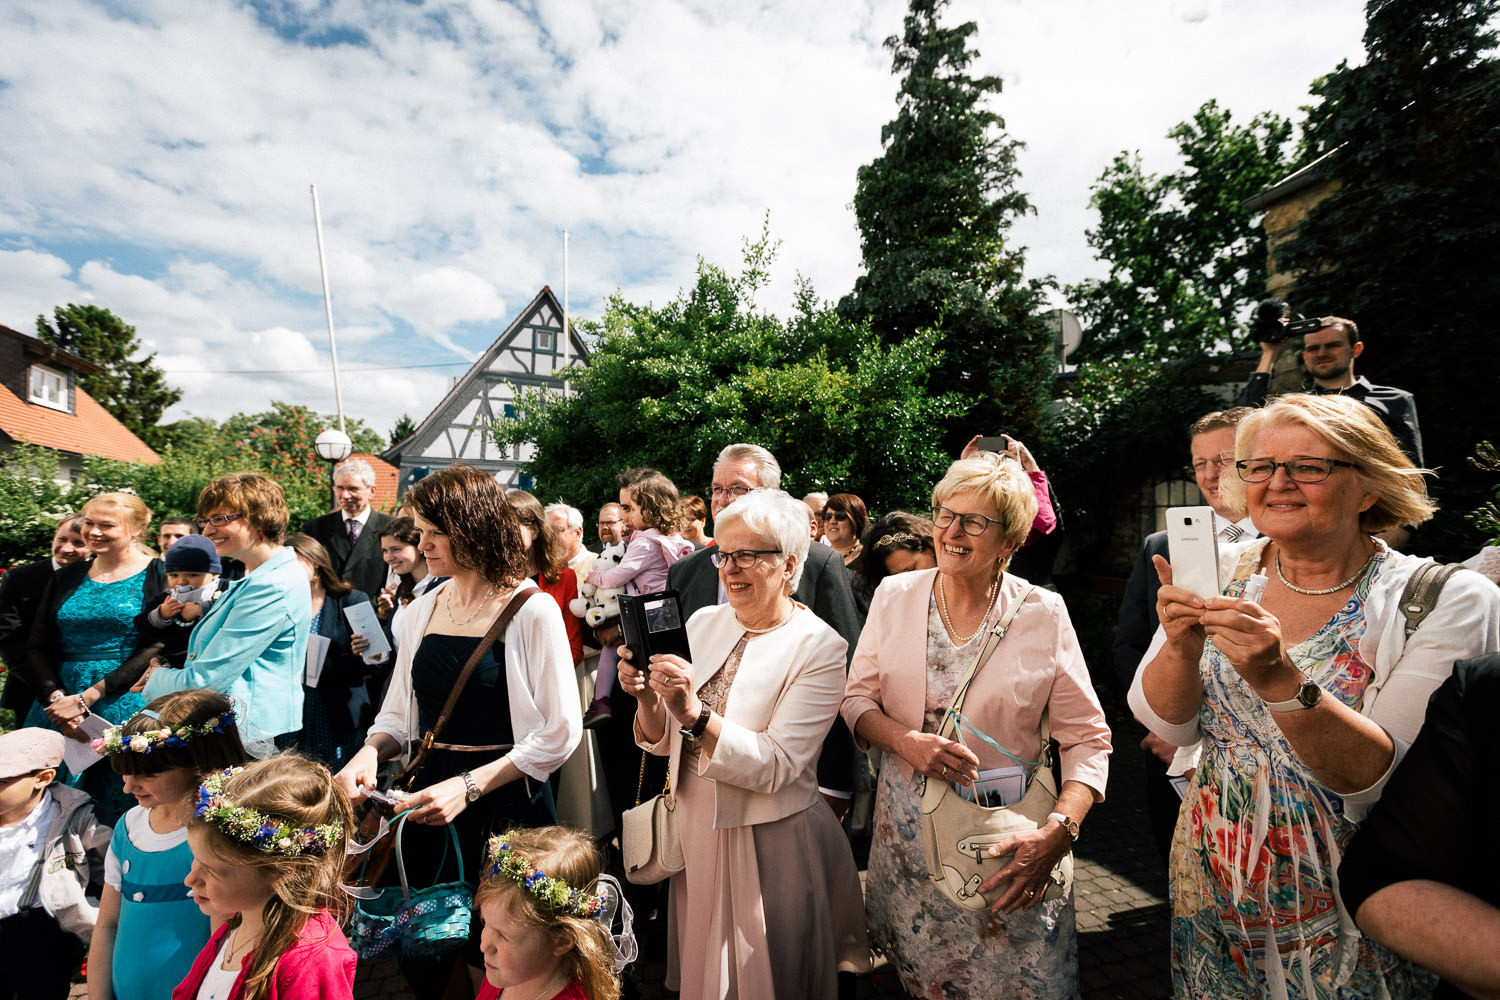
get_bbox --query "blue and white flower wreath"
[195,767,342,858]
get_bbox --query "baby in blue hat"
[134,536,224,669]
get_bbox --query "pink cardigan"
[587,528,694,595]
[170,910,355,1000]
[841,568,1111,798]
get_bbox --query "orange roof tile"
[356,453,401,512]
[0,382,160,464]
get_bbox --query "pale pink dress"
[665,635,868,999]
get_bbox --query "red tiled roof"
[0,381,159,464]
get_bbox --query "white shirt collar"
[342,507,372,527]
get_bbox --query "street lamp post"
[314,428,353,512]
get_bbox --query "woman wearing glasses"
[1129,394,1500,999]
[619,489,869,999]
[142,473,312,758]
[819,493,869,566]
[842,453,1110,999]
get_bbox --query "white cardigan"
[1128,541,1500,818]
[368,578,582,781]
[637,602,848,830]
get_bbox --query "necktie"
[347,518,361,545]
[1222,523,1244,543]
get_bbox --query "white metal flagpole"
[310,184,347,432]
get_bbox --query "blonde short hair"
[931,453,1038,552]
[1219,393,1435,532]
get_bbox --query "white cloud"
[0,0,1368,430]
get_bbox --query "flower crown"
[91,709,236,756]
[194,768,342,858]
[485,836,606,920]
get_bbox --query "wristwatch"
[1262,674,1324,713]
[1047,812,1080,843]
[460,770,481,803]
[679,704,712,741]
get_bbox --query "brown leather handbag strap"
[419,587,545,754]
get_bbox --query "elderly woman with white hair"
[842,453,1111,999]
[619,488,869,999]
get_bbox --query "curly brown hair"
[407,465,529,587]
[628,473,681,534]
[197,473,290,545]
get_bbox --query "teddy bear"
[569,541,627,628]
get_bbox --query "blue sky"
[0,0,1367,438]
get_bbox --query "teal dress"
[26,569,149,819]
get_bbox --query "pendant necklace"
[1275,550,1377,596]
[446,585,500,626]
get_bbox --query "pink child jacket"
[170,910,355,1000]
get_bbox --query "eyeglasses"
[1235,458,1357,483]
[709,548,782,569]
[709,485,754,500]
[816,510,850,522]
[195,513,245,529]
[931,506,1003,536]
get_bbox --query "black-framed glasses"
[816,510,850,522]
[1235,458,1357,484]
[710,548,782,569]
[195,512,245,529]
[708,485,754,500]
[931,505,1003,536]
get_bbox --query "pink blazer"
[841,568,1111,798]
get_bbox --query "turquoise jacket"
[144,546,311,743]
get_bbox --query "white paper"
[62,714,113,774]
[305,633,331,687]
[958,765,1029,807]
[342,602,391,658]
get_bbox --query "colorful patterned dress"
[866,595,1078,1000]
[1170,538,1437,1000]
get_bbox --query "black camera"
[1251,300,1329,344]
[618,590,692,673]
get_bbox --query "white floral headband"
[91,708,236,756]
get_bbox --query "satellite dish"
[1046,309,1083,361]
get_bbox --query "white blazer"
[638,602,848,830]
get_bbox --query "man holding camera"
[1241,314,1423,466]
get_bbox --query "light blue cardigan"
[144,546,311,744]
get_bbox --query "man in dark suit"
[667,443,863,819]
[300,458,393,606]
[0,514,88,718]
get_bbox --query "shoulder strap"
[418,588,545,754]
[1400,561,1463,639]
[939,583,1035,739]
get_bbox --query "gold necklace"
[735,602,796,635]
[937,571,1001,645]
[445,585,500,626]
[224,924,260,967]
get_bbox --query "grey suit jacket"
[668,541,863,793]
[301,509,394,604]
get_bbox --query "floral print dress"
[1169,538,1436,1000]
[865,595,1078,1000]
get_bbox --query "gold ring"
[1024,889,1035,899]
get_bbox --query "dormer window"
[534,328,556,353]
[29,365,69,412]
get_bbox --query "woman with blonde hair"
[1130,393,1500,998]
[26,492,163,819]
[843,453,1110,999]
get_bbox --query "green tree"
[1276,0,1500,557]
[35,305,183,449]
[840,0,1055,446]
[389,414,416,448]
[495,231,964,517]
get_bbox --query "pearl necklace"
[1275,550,1377,596]
[735,603,797,635]
[445,585,500,626]
[937,571,1001,645]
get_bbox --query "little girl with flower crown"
[174,755,356,1000]
[88,689,248,1000]
[475,826,636,1000]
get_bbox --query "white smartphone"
[1165,505,1221,601]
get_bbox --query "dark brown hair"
[680,495,708,523]
[824,492,869,541]
[111,689,248,777]
[285,534,354,598]
[407,465,528,587]
[628,473,681,534]
[505,490,566,584]
[849,510,936,602]
[378,516,426,605]
[197,472,290,545]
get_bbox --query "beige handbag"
[622,752,683,885]
[918,585,1073,910]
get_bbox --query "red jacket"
[170,910,355,1000]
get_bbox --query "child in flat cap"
[0,727,110,999]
